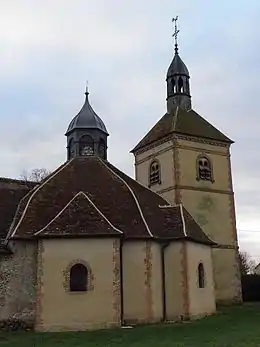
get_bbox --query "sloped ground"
[1,303,260,347]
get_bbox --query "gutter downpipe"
[120,236,124,325]
[161,241,170,322]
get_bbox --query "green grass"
[1,303,260,347]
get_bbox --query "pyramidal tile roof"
[131,106,232,152]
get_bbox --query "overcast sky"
[0,0,260,261]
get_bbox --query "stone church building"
[0,39,242,331]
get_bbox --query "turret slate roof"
[65,92,108,135]
[167,52,189,77]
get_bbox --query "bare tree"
[20,168,51,183]
[239,251,256,275]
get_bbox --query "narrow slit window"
[178,77,184,93]
[198,263,205,288]
[171,78,176,94]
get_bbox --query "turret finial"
[85,80,89,96]
[172,16,180,54]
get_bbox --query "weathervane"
[172,16,180,53]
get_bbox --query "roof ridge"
[103,159,169,207]
[5,178,46,243]
[180,205,217,244]
[99,158,154,238]
[172,105,179,132]
[181,108,232,143]
[5,187,38,243]
[34,191,123,236]
[179,204,187,237]
[159,204,175,208]
[8,159,74,240]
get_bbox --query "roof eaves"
[34,233,123,239]
[183,236,215,246]
[0,177,36,186]
[130,133,173,154]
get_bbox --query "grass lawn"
[1,303,260,347]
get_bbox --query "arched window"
[198,263,205,288]
[69,263,88,292]
[171,78,176,94]
[79,135,94,156]
[185,78,189,94]
[68,139,75,159]
[149,160,161,186]
[196,155,213,182]
[98,139,106,159]
[178,77,184,93]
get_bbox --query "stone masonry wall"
[0,240,37,325]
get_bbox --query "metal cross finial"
[85,80,89,95]
[172,16,180,53]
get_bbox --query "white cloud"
[1,0,260,257]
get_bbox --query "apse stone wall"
[36,238,120,332]
[0,240,37,327]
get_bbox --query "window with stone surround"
[149,160,161,187]
[198,262,205,288]
[63,260,94,293]
[69,263,88,292]
[196,155,213,182]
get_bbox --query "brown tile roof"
[131,106,232,152]
[36,192,121,237]
[181,206,215,244]
[8,157,213,245]
[0,178,36,239]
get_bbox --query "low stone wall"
[0,240,37,329]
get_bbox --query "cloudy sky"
[0,1,260,261]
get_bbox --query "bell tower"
[131,18,242,305]
[65,86,109,160]
[166,16,191,112]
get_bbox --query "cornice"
[156,185,233,196]
[133,133,231,156]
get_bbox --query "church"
[0,31,242,332]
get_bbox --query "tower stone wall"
[134,136,242,304]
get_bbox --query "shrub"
[0,318,33,331]
[241,274,260,301]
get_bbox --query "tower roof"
[65,90,108,136]
[131,106,233,153]
[167,51,189,77]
